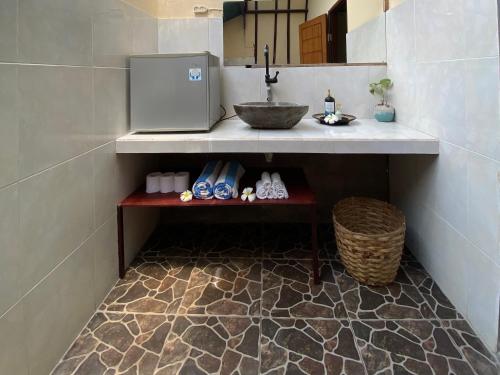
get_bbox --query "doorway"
[328,0,347,63]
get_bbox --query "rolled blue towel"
[214,161,245,200]
[192,160,223,199]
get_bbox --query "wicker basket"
[333,197,406,286]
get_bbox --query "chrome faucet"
[264,44,279,102]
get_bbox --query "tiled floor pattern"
[53,224,499,375]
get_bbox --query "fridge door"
[131,54,209,132]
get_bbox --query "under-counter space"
[115,118,439,154]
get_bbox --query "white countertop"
[115,118,439,154]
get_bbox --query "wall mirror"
[223,0,389,66]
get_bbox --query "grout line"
[0,213,116,321]
[417,198,500,268]
[438,138,500,166]
[0,140,117,192]
[0,61,128,70]
[416,55,500,65]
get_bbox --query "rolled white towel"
[256,180,267,200]
[261,171,272,189]
[174,171,190,193]
[271,172,289,199]
[146,172,162,193]
[268,185,278,199]
[160,172,175,193]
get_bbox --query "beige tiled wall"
[387,0,500,351]
[0,1,159,374]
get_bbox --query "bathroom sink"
[234,102,309,129]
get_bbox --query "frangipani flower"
[180,190,193,202]
[241,187,256,202]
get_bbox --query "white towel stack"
[147,171,190,194]
[255,171,289,200]
[174,172,190,193]
[146,172,162,193]
[160,172,175,193]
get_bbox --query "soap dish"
[313,113,356,126]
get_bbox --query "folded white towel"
[146,172,162,193]
[271,172,289,199]
[174,172,190,193]
[160,172,175,193]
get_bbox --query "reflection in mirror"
[223,0,389,66]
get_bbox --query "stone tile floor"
[52,224,499,375]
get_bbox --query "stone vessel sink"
[234,102,309,129]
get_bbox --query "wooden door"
[299,14,328,64]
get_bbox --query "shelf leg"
[311,204,320,284]
[117,206,125,279]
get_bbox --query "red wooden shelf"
[119,169,316,207]
[117,169,319,284]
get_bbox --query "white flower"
[180,190,193,202]
[325,114,339,124]
[241,187,256,202]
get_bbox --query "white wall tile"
[24,241,94,375]
[59,238,95,343]
[346,13,387,63]
[386,0,417,125]
[315,66,375,118]
[158,18,209,54]
[19,154,94,294]
[0,303,29,375]
[93,143,118,229]
[0,0,18,62]
[208,17,223,61]
[464,0,499,59]
[92,0,134,68]
[24,265,64,375]
[18,65,93,178]
[18,0,92,66]
[387,0,416,66]
[416,206,470,314]
[388,0,500,351]
[464,57,500,161]
[415,61,466,145]
[415,0,465,62]
[94,67,129,146]
[0,64,18,188]
[221,67,263,116]
[92,217,118,307]
[261,67,318,117]
[0,185,20,316]
[432,142,468,234]
[466,153,500,264]
[131,7,158,55]
[464,243,500,350]
[0,0,159,372]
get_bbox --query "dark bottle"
[324,89,336,115]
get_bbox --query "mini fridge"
[130,52,220,132]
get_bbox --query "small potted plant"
[369,78,395,122]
